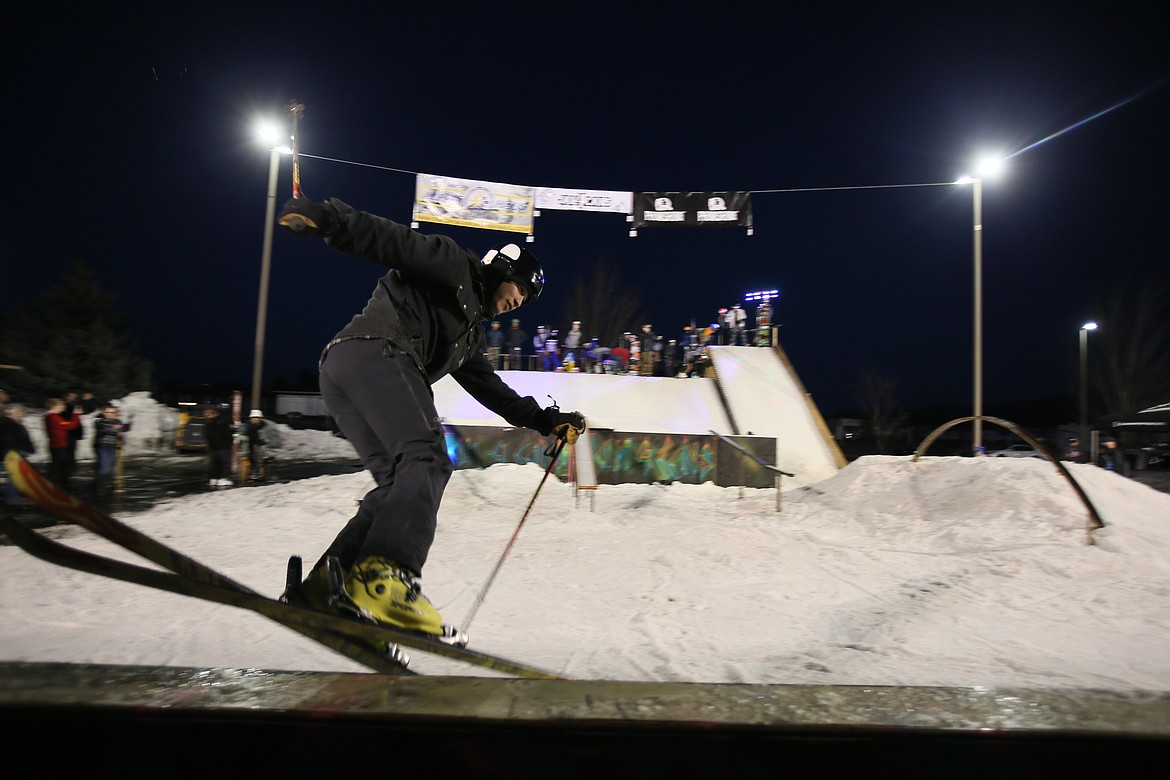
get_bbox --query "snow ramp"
[706,345,845,484]
[434,371,732,435]
[432,342,842,488]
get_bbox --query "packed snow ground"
[3,394,1170,689]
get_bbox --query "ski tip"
[285,556,303,586]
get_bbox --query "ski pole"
[461,434,567,633]
[277,102,308,233]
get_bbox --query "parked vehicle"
[175,403,220,452]
[987,443,1044,459]
[1141,442,1169,469]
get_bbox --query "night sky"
[5,4,1168,415]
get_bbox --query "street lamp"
[1080,321,1098,453]
[956,156,1004,455]
[251,123,292,414]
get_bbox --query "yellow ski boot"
[344,556,446,636]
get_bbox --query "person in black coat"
[1061,437,1089,463]
[276,195,585,641]
[202,406,234,487]
[505,318,527,369]
[1,403,35,505]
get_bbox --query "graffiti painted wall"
[443,426,777,488]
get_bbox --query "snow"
[18,391,360,463]
[3,394,1170,690]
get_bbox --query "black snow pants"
[316,338,452,575]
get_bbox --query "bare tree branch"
[559,254,646,348]
[1094,275,1170,414]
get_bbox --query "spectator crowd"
[0,386,277,503]
[482,298,778,377]
[1,388,131,502]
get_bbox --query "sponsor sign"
[413,174,535,235]
[633,191,753,229]
[535,188,633,214]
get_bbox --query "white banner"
[535,187,633,214]
[413,174,535,235]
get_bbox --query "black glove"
[539,407,585,444]
[278,196,337,237]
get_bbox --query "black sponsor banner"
[633,191,753,229]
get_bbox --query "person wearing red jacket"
[44,397,82,489]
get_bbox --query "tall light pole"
[957,156,1003,455]
[1080,321,1098,452]
[971,176,983,453]
[251,123,292,414]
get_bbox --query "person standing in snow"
[1,403,35,505]
[1061,437,1088,464]
[505,318,527,369]
[44,397,82,489]
[93,403,130,495]
[728,304,748,345]
[637,324,657,376]
[244,409,270,482]
[561,320,583,371]
[1097,437,1120,472]
[484,320,506,370]
[202,405,234,487]
[532,325,549,370]
[544,328,561,372]
[276,194,585,643]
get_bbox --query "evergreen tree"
[0,262,152,405]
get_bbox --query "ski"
[0,515,414,674]
[2,451,563,679]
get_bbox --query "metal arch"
[912,415,1105,545]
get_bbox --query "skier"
[276,194,585,642]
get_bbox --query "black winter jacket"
[204,413,234,451]
[322,200,552,434]
[0,416,34,455]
